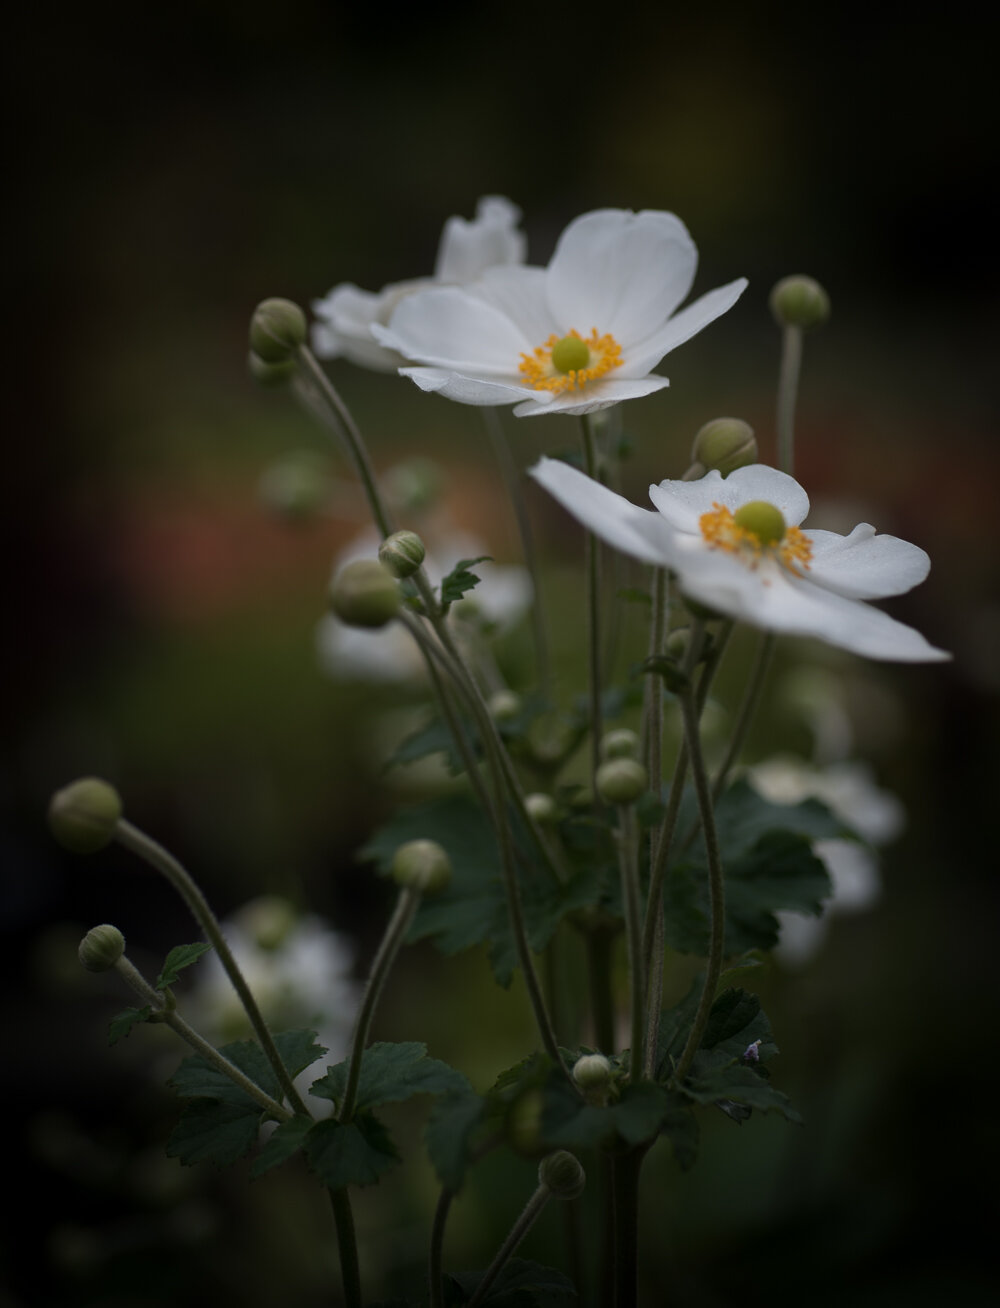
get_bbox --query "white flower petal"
[378,286,533,375]
[401,366,553,407]
[806,525,931,599]
[530,457,677,565]
[648,466,811,532]
[624,279,749,377]
[473,265,560,345]
[434,196,527,283]
[514,375,670,418]
[546,210,698,344]
[311,280,429,370]
[814,839,882,911]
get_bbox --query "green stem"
[113,819,308,1115]
[612,1144,649,1308]
[673,684,726,1084]
[295,345,397,538]
[340,886,419,1123]
[580,414,604,789]
[776,324,803,477]
[616,805,644,1081]
[711,631,775,800]
[467,1183,552,1308]
[585,925,617,1055]
[428,1186,454,1308]
[328,1187,363,1308]
[482,406,551,693]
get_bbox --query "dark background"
[4,5,998,1305]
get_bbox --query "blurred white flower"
[312,197,526,372]
[748,757,905,965]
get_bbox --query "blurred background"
[4,4,998,1305]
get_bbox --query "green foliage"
[155,941,212,990]
[443,1258,577,1306]
[440,556,491,606]
[108,1005,152,1045]
[386,715,467,775]
[250,1115,313,1178]
[167,1099,264,1167]
[542,1075,672,1150]
[310,1041,470,1112]
[303,1113,401,1188]
[425,1088,486,1190]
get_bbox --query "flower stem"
[482,406,551,694]
[339,886,420,1123]
[611,1143,649,1308]
[428,1186,455,1308]
[616,804,645,1081]
[585,924,617,1055]
[113,955,292,1120]
[776,324,803,476]
[467,1183,552,1308]
[113,819,309,1115]
[328,1187,363,1308]
[711,631,775,800]
[580,414,604,790]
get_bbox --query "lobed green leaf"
[249,1115,313,1178]
[155,941,212,990]
[425,1088,487,1191]
[441,556,491,606]
[167,1099,262,1167]
[108,1006,152,1045]
[303,1112,400,1188]
[311,1041,470,1113]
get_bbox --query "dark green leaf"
[303,1111,400,1188]
[426,1088,486,1190]
[273,1029,328,1081]
[542,1076,671,1150]
[108,1006,152,1045]
[661,1105,699,1170]
[385,715,467,775]
[441,556,492,606]
[311,1041,470,1112]
[167,1099,262,1167]
[444,1258,576,1306]
[155,942,212,990]
[250,1115,313,1178]
[680,1064,801,1123]
[715,777,851,856]
[169,1039,277,1107]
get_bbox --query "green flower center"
[550,334,591,374]
[732,501,786,545]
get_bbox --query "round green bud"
[524,792,558,824]
[733,500,786,546]
[391,839,452,896]
[48,778,123,854]
[690,418,758,478]
[247,351,297,388]
[78,924,125,973]
[330,560,401,628]
[538,1150,586,1200]
[378,530,426,579]
[572,1053,612,1093]
[665,627,692,661]
[550,334,590,374]
[249,298,308,363]
[769,276,830,331]
[595,758,648,806]
[259,452,332,522]
[600,728,640,761]
[488,690,522,723]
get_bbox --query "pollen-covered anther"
[699,500,813,574]
[519,327,623,394]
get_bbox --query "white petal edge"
[806,525,932,599]
[378,286,532,375]
[514,375,670,418]
[400,367,554,407]
[434,196,527,283]
[624,278,749,377]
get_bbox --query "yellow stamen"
[699,502,812,574]
[519,327,624,394]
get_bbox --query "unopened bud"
[524,792,558,824]
[572,1053,613,1105]
[78,924,125,972]
[378,530,426,579]
[600,728,640,761]
[665,628,691,662]
[248,352,297,388]
[488,690,522,723]
[48,778,123,854]
[690,418,757,478]
[249,298,308,363]
[769,276,830,331]
[595,758,648,806]
[391,839,451,896]
[538,1150,586,1200]
[330,560,401,628]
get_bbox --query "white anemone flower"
[311,197,526,372]
[374,208,747,417]
[530,459,949,662]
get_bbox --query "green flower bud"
[247,351,297,388]
[48,778,123,854]
[391,839,452,896]
[330,560,401,629]
[595,758,648,806]
[488,690,522,723]
[600,728,640,761]
[78,924,125,972]
[259,452,333,522]
[538,1150,586,1200]
[769,276,830,331]
[690,418,758,478]
[524,792,558,824]
[378,530,426,579]
[249,298,308,363]
[572,1053,613,1105]
[665,627,691,662]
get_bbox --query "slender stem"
[776,324,803,477]
[616,805,644,1081]
[642,911,665,1079]
[467,1184,552,1308]
[643,569,667,798]
[113,955,291,1120]
[585,925,617,1054]
[580,414,604,788]
[340,887,419,1123]
[482,406,551,693]
[612,1145,649,1308]
[295,345,397,538]
[711,632,775,800]
[113,819,308,1115]
[328,1187,363,1308]
[673,685,727,1083]
[428,1186,454,1308]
